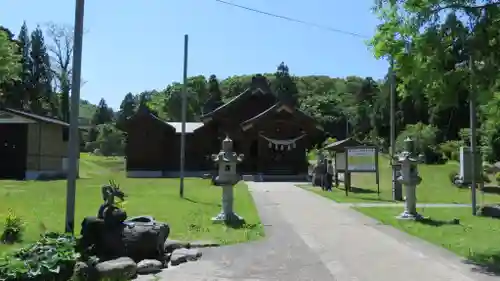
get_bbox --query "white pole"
[179,35,188,198]
[65,0,85,234]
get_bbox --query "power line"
[215,0,369,39]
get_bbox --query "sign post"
[345,146,379,197]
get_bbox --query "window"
[62,127,69,141]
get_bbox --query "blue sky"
[1,0,388,108]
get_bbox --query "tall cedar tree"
[29,26,53,115]
[273,62,298,107]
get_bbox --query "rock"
[479,204,500,219]
[95,257,137,280]
[80,216,170,262]
[164,239,189,253]
[170,248,202,266]
[73,261,97,281]
[189,240,220,248]
[137,259,163,275]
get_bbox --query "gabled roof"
[200,74,273,121]
[125,106,204,134]
[2,108,70,127]
[324,138,364,151]
[240,102,323,131]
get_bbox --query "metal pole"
[469,54,477,216]
[389,57,402,201]
[65,0,85,234]
[179,34,188,198]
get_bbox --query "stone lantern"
[211,135,245,223]
[397,137,425,220]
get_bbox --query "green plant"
[495,172,500,185]
[439,140,462,161]
[0,232,80,281]
[1,208,24,244]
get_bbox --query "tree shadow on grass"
[465,251,500,276]
[224,221,260,230]
[481,185,500,195]
[349,186,377,194]
[415,217,460,227]
[183,197,221,207]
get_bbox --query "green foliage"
[396,123,441,163]
[0,232,79,281]
[86,124,124,156]
[495,172,500,185]
[0,29,21,86]
[1,209,24,244]
[439,140,463,161]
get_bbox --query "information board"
[346,147,377,172]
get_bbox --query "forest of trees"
[2,0,500,163]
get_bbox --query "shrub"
[1,209,24,244]
[0,232,79,281]
[439,140,462,161]
[495,172,500,185]
[396,123,444,164]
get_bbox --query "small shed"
[0,108,74,180]
[324,138,364,152]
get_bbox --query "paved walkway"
[142,182,497,281]
[342,202,471,208]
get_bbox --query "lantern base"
[211,212,244,224]
[397,210,423,220]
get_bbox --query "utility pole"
[179,34,188,198]
[469,53,477,216]
[389,56,402,201]
[65,0,85,234]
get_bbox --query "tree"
[0,28,21,107]
[45,22,80,121]
[29,26,54,115]
[272,62,299,106]
[202,74,224,114]
[116,92,137,128]
[91,98,114,125]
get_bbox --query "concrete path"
[141,182,497,281]
[342,202,471,208]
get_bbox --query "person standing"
[326,159,334,191]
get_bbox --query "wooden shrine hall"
[123,75,326,180]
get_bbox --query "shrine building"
[123,75,326,180]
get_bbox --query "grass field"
[355,207,500,273]
[0,154,264,253]
[302,158,500,204]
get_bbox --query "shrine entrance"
[258,133,307,175]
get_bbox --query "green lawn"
[355,207,500,273]
[0,154,264,253]
[302,158,500,204]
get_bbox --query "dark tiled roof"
[3,108,69,127]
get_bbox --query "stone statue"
[78,181,170,263]
[211,135,245,223]
[97,180,127,225]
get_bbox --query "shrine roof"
[240,102,322,131]
[125,106,204,134]
[200,74,273,121]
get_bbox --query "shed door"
[0,124,28,179]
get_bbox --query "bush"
[396,123,444,164]
[0,232,79,281]
[495,172,500,185]
[439,140,463,161]
[1,209,24,244]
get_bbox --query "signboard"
[335,152,346,170]
[346,147,377,172]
